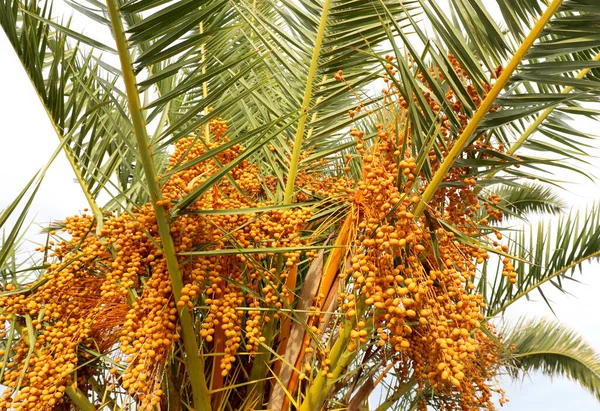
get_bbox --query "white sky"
[2,2,600,410]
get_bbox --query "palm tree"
[1,0,600,410]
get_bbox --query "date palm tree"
[1,0,600,410]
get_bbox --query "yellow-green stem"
[247,315,276,402]
[248,1,332,401]
[105,2,211,410]
[60,146,104,234]
[413,0,563,217]
[200,20,210,143]
[297,296,366,411]
[248,253,286,400]
[28,78,104,232]
[65,385,97,411]
[283,0,332,204]
[297,321,354,411]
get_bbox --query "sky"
[2,2,600,410]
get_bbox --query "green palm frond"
[503,318,600,402]
[0,175,40,276]
[12,0,595,215]
[0,0,148,219]
[494,181,568,216]
[482,203,600,317]
[4,0,600,217]
[340,0,600,203]
[81,0,426,213]
[484,0,600,160]
[426,0,600,189]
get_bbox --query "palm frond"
[477,0,600,175]
[494,181,568,216]
[482,203,600,317]
[417,0,600,191]
[0,174,41,274]
[0,0,147,218]
[503,317,600,402]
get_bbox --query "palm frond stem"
[413,0,564,217]
[373,379,417,411]
[296,212,359,410]
[282,208,354,411]
[57,143,104,234]
[64,385,98,411]
[200,20,210,142]
[105,1,211,409]
[249,2,334,403]
[283,0,332,204]
[297,312,356,411]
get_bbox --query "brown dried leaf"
[267,250,324,411]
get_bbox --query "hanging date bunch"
[0,117,338,410]
[328,57,511,410]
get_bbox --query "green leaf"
[494,182,568,216]
[504,318,600,402]
[484,203,600,317]
[21,9,116,52]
